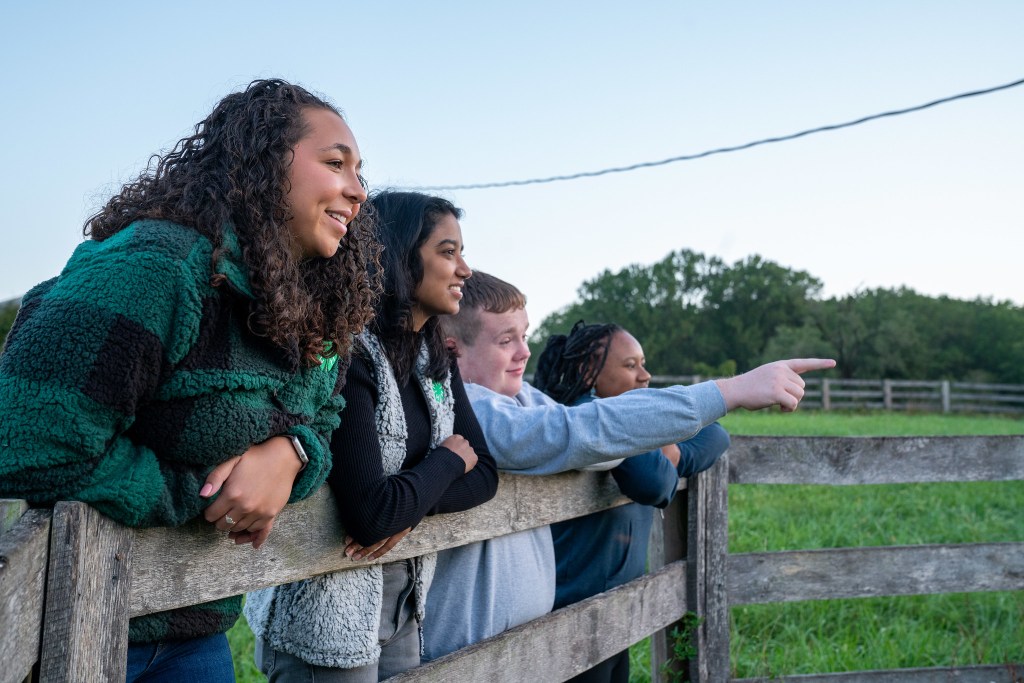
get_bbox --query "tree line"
[4,256,1020,384]
[530,249,1024,383]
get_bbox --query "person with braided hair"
[533,321,730,683]
[0,79,378,681]
[422,270,833,665]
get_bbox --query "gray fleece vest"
[244,332,454,668]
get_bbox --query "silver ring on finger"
[224,515,236,526]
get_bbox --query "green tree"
[530,250,715,374]
[759,321,836,365]
[811,289,925,379]
[701,255,822,372]
[0,300,20,352]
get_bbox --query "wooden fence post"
[821,378,831,411]
[941,380,951,413]
[686,454,730,683]
[39,502,134,683]
[1,500,51,683]
[650,490,688,682]
[883,379,893,411]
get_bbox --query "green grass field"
[227,411,1024,682]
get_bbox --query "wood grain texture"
[728,542,1024,606]
[732,663,1024,682]
[386,560,689,683]
[650,493,689,682]
[0,506,50,683]
[687,455,731,683]
[39,502,133,683]
[131,470,630,616]
[728,435,1024,485]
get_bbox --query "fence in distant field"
[648,376,1024,415]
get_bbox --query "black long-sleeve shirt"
[327,354,498,546]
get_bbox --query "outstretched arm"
[466,381,727,474]
[715,358,835,412]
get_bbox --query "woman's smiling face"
[593,330,652,398]
[411,212,472,330]
[283,107,367,261]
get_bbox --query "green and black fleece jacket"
[0,219,345,642]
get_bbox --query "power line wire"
[408,76,1024,191]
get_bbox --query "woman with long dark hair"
[533,321,730,683]
[0,78,379,681]
[246,190,498,682]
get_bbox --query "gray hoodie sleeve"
[465,380,728,474]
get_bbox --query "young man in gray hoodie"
[421,271,833,661]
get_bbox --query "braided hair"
[533,320,623,405]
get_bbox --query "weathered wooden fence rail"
[648,377,1024,415]
[716,435,1024,682]
[2,435,1022,682]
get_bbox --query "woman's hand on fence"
[715,358,836,412]
[199,436,302,549]
[344,527,412,561]
[442,434,478,473]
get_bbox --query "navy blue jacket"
[551,394,730,609]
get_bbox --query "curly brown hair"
[85,78,381,367]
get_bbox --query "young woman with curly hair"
[246,190,498,682]
[0,78,380,681]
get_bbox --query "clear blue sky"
[2,1,1021,325]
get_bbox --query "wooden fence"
[696,435,1024,682]
[1,436,1022,682]
[650,377,1024,415]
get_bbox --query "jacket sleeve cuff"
[687,380,729,424]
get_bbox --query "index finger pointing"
[784,358,837,374]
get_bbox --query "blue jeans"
[126,633,234,683]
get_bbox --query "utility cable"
[407,76,1024,191]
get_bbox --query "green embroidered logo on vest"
[319,342,338,372]
[431,380,445,404]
